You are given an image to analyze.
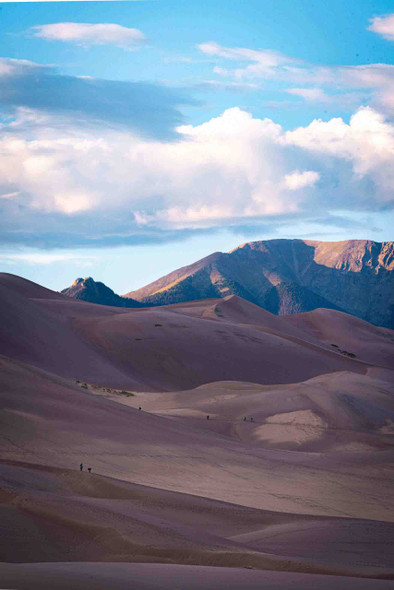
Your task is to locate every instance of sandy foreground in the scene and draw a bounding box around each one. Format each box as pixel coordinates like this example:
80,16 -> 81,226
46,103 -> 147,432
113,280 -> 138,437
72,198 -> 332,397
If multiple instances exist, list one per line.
1,563 -> 394,590
0,273 -> 394,588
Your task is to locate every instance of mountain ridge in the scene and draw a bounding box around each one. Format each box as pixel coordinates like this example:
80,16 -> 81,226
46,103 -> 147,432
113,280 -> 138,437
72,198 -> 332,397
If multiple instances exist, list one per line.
126,238 -> 394,328
62,239 -> 394,328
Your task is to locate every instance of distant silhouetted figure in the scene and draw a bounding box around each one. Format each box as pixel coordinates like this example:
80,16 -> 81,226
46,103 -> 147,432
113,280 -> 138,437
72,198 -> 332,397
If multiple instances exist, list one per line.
80,463 -> 83,471
207,415 -> 210,420
139,407 -> 142,411
88,467 -> 92,473
243,417 -> 246,422
251,417 -> 254,422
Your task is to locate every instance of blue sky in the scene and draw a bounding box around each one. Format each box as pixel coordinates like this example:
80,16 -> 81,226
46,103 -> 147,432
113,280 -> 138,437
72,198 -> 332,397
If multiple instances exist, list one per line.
0,0 -> 393,292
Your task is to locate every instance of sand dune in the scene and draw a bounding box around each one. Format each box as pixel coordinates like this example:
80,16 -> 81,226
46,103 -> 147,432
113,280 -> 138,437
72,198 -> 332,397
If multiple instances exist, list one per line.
2,563 -> 394,590
206,295 -> 394,368
1,273 -> 387,391
1,273 -> 394,587
1,458 -> 394,577
123,371 -> 394,452
285,306 -> 394,368
1,355 -> 394,523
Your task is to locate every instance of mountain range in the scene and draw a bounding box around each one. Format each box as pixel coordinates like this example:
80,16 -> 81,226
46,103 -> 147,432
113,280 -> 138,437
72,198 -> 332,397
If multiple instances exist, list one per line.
63,239 -> 394,328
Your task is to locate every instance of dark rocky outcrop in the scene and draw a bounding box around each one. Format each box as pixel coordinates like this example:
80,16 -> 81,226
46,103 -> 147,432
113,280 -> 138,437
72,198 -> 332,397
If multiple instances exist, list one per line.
62,277 -> 142,308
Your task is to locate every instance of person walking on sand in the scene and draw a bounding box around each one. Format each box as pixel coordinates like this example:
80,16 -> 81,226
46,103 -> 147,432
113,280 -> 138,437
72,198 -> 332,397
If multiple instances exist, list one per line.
88,467 -> 92,473
80,463 -> 83,472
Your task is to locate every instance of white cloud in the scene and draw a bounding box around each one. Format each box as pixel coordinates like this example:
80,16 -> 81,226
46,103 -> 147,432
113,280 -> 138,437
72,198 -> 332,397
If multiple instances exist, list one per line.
53,192 -> 94,214
0,106 -> 393,243
368,13 -> 394,41
283,170 -> 320,190
30,22 -> 146,49
198,42 -> 290,66
285,107 -> 394,198
0,58 -> 43,77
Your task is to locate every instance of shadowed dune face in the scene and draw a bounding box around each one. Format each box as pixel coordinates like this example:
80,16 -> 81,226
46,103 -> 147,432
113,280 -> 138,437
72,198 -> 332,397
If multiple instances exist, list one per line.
1,273 -> 394,585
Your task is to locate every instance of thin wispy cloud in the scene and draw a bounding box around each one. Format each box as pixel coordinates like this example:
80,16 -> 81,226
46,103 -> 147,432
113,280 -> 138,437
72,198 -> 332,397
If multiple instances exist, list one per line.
30,22 -> 147,49
196,80 -> 259,92
285,87 -> 361,108
0,252 -> 96,265
198,41 -> 394,116
199,42 -> 297,79
286,88 -> 330,102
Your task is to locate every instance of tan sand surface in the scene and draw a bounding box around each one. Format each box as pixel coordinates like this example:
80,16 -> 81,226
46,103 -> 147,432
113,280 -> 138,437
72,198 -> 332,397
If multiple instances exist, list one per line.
1,355 -> 394,522
121,371 -> 394,452
1,563 -> 394,590
1,274 -> 394,587
2,458 -> 393,577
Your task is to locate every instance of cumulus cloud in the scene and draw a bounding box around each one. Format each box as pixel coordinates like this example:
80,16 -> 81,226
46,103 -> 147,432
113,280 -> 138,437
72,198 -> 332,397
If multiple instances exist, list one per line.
0,58 -> 195,139
30,22 -> 146,49
368,13 -> 394,41
285,107 -> 394,198
0,105 -> 393,248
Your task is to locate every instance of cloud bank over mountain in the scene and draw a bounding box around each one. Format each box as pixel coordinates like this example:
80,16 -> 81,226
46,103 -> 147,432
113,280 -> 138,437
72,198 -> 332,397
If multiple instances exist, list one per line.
0,58 -> 393,249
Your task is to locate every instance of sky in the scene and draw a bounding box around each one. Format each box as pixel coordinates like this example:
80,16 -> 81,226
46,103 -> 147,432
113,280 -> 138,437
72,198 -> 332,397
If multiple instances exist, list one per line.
0,0 -> 393,293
